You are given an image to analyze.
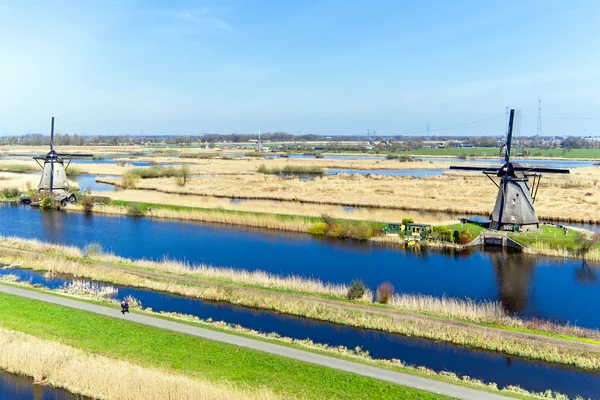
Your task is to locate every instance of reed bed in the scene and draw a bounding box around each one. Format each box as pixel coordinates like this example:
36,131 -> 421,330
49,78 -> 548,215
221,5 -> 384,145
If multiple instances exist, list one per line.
57,280 -> 118,300
93,204 -> 315,233
106,168 -> 600,224
1,248 -> 600,371
0,327 -> 278,400
0,164 -> 37,173
105,189 -> 455,224
390,294 -> 508,323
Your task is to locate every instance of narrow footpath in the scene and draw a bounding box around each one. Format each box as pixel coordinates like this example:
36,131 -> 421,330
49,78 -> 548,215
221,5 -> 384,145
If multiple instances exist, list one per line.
0,284 -> 510,400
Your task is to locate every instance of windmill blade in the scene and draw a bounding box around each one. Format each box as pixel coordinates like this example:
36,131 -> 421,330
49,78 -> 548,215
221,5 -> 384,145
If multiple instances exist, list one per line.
505,109 -> 515,163
449,166 -> 501,172
56,153 -> 94,158
513,167 -> 570,174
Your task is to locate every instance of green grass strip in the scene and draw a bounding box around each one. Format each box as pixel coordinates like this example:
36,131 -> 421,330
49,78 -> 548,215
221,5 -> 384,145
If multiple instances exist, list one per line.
0,292 -> 448,400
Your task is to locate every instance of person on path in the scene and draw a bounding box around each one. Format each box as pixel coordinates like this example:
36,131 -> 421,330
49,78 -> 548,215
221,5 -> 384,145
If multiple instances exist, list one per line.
121,299 -> 129,314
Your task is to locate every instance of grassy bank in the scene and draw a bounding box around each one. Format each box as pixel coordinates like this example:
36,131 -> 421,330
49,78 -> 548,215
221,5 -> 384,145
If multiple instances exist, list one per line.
77,199 -> 600,261
0,324 -> 276,400
0,292 -> 447,400
0,279 -> 574,400
1,238 -> 600,372
76,199 -> 388,240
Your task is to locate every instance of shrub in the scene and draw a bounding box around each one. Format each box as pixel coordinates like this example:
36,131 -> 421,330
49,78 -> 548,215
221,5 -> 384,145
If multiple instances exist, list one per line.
347,280 -> 367,300
349,223 -> 373,240
431,226 -> 453,242
459,231 -> 475,244
327,223 -> 349,238
80,196 -> 94,213
40,197 -> 53,210
453,230 -> 461,244
121,172 -> 141,189
308,222 -> 328,236
376,282 -> 395,304
83,243 -> 103,258
320,213 -> 335,227
126,204 -> 144,217
1,187 -> 20,199
175,165 -> 191,187
401,218 -> 414,227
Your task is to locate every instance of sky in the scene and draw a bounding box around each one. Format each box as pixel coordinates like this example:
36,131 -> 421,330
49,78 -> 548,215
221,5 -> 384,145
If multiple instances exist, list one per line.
1,0 -> 600,136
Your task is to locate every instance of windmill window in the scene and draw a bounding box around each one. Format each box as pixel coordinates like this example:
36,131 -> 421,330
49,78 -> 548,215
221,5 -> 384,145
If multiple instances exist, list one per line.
512,199 -> 516,205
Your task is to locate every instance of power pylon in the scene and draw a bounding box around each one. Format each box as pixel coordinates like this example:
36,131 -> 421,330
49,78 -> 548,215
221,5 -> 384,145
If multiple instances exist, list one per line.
536,100 -> 543,136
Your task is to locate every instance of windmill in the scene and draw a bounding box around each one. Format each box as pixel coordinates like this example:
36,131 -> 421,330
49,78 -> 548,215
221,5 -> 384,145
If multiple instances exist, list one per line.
249,130 -> 269,152
449,109 -> 569,232
33,117 -> 93,196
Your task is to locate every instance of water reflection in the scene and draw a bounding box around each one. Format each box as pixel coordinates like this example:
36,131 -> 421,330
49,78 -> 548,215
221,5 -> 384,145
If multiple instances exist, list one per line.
489,250 -> 536,313
0,369 -> 84,399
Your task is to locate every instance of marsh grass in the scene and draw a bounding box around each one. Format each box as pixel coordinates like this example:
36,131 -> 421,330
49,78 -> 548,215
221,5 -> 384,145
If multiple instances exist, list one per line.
257,164 -> 325,176
57,280 -> 118,300
0,164 -> 37,173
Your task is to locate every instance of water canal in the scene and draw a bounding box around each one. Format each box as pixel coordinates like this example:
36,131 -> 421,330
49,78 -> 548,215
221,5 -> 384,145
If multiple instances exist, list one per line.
1,267 -> 599,399
1,203 -> 599,329
0,369 -> 84,400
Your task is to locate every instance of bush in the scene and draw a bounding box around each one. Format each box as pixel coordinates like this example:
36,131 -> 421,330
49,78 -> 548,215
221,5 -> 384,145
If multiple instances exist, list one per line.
121,172 -> 141,189
431,226 -> 453,242
453,230 -> 461,244
83,243 -> 103,258
1,187 -> 20,199
80,196 -> 94,213
175,165 -> 191,187
401,218 -> 414,227
126,204 -> 144,217
459,231 -> 475,244
40,197 -> 53,210
308,222 -> 328,236
376,282 -> 395,304
347,280 -> 367,300
348,223 -> 373,240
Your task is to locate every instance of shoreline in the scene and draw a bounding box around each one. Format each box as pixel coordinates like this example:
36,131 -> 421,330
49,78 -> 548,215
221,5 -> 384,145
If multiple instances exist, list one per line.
1,237 -> 599,373
62,201 -> 600,262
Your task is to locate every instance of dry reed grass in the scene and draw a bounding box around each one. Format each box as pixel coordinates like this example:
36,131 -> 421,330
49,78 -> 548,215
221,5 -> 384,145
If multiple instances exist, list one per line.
0,326 -> 278,400
100,167 -> 600,223
1,246 -> 600,371
106,189 -> 455,224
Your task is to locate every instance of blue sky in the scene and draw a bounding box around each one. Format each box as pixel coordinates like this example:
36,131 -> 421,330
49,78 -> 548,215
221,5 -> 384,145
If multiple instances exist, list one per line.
1,0 -> 599,136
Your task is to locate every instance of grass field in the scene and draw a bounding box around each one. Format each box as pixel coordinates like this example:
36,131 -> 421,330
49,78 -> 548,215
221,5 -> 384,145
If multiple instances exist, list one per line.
0,292 -> 447,400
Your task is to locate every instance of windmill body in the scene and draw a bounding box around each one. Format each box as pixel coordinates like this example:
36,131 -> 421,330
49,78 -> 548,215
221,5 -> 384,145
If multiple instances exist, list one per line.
450,109 -> 569,232
489,164 -> 539,231
33,117 -> 93,195
38,150 -> 69,192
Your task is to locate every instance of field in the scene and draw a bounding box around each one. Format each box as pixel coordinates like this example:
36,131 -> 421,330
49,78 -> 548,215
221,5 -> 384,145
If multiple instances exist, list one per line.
0,292 -> 447,400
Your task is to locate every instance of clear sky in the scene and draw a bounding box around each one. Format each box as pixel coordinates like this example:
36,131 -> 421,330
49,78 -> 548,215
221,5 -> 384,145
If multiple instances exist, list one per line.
1,0 -> 599,136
